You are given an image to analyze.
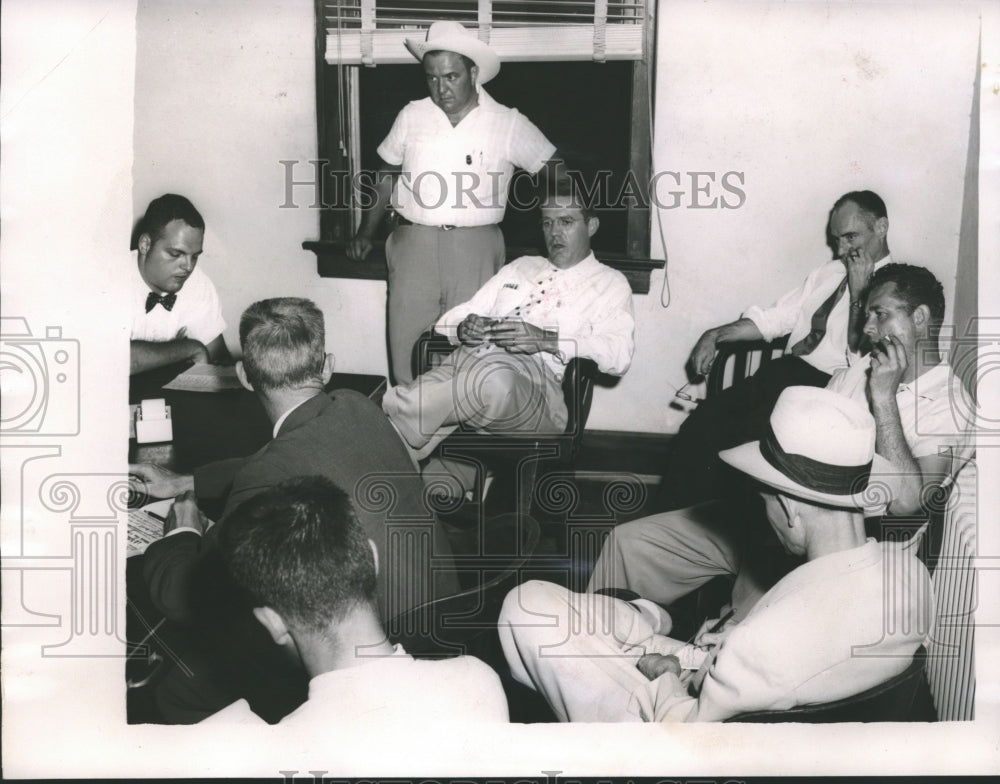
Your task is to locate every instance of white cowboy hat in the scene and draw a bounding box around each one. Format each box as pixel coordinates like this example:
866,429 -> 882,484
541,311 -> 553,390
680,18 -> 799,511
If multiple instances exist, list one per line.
405,21 -> 501,84
719,386 -> 888,508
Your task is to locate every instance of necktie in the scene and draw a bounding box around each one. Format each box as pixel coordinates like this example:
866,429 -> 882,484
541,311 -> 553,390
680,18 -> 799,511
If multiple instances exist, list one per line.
145,292 -> 177,313
789,277 -> 847,356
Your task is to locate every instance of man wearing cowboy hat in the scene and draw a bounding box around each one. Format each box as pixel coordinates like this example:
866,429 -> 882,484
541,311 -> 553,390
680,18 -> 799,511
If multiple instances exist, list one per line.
498,386 -> 932,722
346,20 -> 556,385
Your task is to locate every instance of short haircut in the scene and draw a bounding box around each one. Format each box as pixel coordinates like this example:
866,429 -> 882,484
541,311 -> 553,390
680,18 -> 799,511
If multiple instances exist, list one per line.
833,190 -> 888,227
541,176 -> 597,221
239,298 -> 326,391
424,51 -> 476,75
131,194 -> 205,250
868,263 -> 946,326
220,475 -> 376,631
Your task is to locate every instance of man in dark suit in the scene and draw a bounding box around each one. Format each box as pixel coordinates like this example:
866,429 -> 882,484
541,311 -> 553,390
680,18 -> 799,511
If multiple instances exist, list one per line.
129,297 -> 458,721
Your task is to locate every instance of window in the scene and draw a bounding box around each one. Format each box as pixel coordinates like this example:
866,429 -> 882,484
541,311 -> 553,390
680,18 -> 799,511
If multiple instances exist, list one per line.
303,0 -> 662,293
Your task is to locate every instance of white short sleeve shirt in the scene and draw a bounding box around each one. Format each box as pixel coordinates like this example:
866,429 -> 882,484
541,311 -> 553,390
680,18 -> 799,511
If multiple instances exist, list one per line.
378,89 -> 555,227
130,263 -> 226,346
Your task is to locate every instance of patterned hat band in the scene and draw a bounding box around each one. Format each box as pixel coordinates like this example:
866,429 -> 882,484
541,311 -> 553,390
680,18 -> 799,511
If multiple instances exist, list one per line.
759,422 -> 872,496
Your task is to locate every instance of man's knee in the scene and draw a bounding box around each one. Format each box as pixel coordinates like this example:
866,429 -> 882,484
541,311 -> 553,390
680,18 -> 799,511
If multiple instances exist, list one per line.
461,363 -> 540,426
500,580 -> 566,641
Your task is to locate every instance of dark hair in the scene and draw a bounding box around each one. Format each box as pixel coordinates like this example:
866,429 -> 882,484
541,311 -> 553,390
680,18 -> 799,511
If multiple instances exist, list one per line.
541,176 -> 598,221
833,190 -> 888,227
868,263 -> 945,326
220,476 -> 376,631
131,194 -> 205,250
238,298 -> 326,391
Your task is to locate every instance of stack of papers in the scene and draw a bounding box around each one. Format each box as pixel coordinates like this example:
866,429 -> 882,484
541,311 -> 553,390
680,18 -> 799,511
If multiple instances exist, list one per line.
162,364 -> 243,393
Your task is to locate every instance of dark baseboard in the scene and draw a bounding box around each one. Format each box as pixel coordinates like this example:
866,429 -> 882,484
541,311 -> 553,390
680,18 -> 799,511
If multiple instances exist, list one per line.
576,429 -> 674,476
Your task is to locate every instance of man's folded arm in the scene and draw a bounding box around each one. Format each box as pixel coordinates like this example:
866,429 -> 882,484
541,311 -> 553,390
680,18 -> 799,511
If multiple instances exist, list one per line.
130,338 -> 211,375
204,334 -> 232,364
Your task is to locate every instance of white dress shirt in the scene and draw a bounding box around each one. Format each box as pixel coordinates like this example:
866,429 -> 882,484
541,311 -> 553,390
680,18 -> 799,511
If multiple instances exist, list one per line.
435,252 -> 635,379
378,89 -> 555,227
744,255 -> 892,373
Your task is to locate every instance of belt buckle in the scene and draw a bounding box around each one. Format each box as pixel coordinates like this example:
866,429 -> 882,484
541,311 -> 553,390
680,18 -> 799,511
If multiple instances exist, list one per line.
441,224 -> 456,231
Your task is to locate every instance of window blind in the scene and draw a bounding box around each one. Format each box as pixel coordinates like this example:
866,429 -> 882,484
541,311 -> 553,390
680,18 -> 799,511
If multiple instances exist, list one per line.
322,0 -> 647,65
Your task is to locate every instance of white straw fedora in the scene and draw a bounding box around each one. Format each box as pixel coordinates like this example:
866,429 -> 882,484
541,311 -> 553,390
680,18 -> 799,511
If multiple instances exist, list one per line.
719,386 -> 886,508
405,21 -> 501,84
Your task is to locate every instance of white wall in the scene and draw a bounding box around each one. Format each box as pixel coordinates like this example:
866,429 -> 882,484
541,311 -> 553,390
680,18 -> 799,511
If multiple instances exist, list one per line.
2,0 -> 137,774
606,0 -> 980,432
132,0 -> 387,377
131,0 -> 980,434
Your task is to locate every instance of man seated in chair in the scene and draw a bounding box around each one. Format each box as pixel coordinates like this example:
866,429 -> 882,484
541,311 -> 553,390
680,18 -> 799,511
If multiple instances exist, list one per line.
132,297 -> 458,625
382,181 -> 635,491
655,190 -> 893,510
590,263 -> 969,616
129,298 -> 459,723
130,193 -> 232,374
202,476 -> 509,726
499,387 -> 932,723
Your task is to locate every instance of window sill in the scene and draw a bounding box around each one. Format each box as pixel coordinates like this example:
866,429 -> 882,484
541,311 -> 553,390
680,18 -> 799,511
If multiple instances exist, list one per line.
304,240 -> 664,294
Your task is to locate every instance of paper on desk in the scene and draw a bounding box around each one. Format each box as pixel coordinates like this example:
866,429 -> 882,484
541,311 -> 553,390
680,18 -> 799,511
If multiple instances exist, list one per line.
162,363 -> 243,392
127,499 -> 173,557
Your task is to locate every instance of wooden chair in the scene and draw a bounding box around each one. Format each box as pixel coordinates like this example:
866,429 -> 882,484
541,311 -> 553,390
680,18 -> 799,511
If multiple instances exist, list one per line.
705,335 -> 790,398
726,647 -> 932,723
412,331 -> 597,518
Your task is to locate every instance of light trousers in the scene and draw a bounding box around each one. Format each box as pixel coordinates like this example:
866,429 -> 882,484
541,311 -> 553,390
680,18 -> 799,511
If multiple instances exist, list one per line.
386,223 -> 504,384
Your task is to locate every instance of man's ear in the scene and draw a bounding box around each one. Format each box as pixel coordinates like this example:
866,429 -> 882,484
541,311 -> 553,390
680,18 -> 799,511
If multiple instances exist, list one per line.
368,539 -> 379,577
138,232 -> 151,257
252,606 -> 291,646
912,303 -> 930,332
235,360 -> 254,391
874,216 -> 889,238
321,353 -> 336,385
779,497 -> 798,528
586,216 -> 600,238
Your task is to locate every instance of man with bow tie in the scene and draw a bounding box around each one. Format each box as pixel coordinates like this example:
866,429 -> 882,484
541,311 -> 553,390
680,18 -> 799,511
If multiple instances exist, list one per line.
382,182 -> 634,489
130,193 -> 230,374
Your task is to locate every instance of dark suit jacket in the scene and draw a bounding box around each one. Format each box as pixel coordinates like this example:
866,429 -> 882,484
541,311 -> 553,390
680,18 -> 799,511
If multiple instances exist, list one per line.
143,389 -> 459,623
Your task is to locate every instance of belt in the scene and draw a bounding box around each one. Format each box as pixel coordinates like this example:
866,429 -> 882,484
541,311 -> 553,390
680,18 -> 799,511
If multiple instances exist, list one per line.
396,216 -> 457,231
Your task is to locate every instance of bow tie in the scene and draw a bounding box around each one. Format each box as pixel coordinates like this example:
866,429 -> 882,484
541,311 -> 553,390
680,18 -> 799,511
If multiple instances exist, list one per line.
145,292 -> 177,313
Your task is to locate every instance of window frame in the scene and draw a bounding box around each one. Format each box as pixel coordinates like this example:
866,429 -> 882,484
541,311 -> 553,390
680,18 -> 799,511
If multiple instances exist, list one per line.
303,0 -> 662,294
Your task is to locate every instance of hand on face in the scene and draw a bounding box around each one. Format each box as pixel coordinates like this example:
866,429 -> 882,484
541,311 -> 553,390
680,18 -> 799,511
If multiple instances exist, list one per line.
867,333 -> 908,402
844,245 -> 877,297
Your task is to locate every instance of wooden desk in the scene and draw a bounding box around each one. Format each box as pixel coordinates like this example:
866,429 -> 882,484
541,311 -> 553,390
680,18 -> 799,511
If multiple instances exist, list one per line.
129,363 -> 386,473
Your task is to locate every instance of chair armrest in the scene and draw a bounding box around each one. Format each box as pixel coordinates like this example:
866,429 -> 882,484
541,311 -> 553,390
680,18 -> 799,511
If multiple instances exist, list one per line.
707,335 -> 789,398
413,330 -> 455,378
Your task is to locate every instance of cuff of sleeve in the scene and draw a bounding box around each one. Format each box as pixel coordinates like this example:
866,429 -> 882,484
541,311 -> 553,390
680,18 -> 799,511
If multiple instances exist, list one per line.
164,526 -> 203,539
741,309 -> 778,342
